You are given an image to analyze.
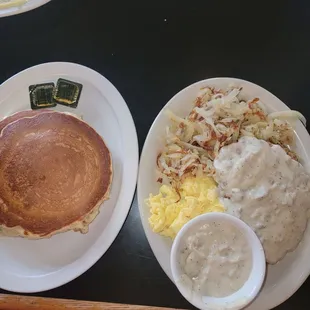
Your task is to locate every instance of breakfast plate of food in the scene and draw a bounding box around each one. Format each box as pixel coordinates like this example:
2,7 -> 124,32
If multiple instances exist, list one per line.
0,62 -> 138,292
0,0 -> 50,17
138,77 -> 310,309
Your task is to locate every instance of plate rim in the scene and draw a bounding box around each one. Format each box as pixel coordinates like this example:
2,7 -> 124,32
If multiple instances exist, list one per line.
137,77 -> 310,310
0,61 -> 139,293
0,0 -> 51,18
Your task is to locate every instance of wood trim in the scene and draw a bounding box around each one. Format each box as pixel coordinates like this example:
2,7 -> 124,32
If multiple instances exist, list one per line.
0,294 -> 183,310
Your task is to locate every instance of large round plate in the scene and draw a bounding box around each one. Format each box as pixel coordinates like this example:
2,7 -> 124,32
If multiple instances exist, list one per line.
0,0 -> 50,18
0,62 -> 139,292
138,78 -> 310,310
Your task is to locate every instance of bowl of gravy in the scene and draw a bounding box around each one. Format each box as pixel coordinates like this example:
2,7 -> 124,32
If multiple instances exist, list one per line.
170,212 -> 266,310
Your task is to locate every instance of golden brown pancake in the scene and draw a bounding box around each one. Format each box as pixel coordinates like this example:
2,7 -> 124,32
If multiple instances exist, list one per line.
0,111 -> 112,238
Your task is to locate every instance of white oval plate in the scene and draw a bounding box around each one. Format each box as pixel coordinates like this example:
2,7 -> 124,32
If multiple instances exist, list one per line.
0,0 -> 50,18
138,78 -> 310,310
0,62 -> 139,293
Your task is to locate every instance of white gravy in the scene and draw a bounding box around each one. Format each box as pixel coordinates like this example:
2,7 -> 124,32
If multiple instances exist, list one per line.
214,136 -> 310,264
179,221 -> 252,297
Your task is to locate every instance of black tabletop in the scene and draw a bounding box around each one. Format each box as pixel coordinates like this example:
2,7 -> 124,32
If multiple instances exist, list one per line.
1,0 -> 310,309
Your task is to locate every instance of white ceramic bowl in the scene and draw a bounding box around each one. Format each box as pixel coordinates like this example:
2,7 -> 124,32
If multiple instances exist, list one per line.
170,213 -> 266,310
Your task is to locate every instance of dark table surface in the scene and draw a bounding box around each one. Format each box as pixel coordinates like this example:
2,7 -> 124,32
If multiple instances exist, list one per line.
1,0 -> 310,309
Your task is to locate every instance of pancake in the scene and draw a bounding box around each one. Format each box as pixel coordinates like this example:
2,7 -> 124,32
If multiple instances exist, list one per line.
0,111 -> 112,238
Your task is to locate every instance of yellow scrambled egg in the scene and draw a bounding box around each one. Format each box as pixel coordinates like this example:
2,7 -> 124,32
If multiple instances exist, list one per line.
147,176 -> 224,239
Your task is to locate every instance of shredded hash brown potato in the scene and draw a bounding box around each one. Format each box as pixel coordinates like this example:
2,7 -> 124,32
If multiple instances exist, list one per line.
157,86 -> 302,187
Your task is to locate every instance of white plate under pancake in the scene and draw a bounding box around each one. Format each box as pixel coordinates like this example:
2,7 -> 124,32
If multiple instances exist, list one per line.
0,62 -> 138,293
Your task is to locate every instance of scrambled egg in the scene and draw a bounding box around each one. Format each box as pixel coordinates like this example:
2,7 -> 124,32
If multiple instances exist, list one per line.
147,176 -> 224,239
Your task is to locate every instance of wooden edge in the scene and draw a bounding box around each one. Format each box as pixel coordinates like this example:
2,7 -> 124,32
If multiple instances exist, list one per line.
0,294 -> 184,310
